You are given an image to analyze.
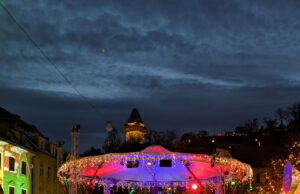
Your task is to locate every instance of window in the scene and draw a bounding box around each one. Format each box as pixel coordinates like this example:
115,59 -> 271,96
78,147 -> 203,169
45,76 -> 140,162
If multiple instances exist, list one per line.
159,160 -> 172,167
21,189 -> 26,194
9,186 -> 15,194
50,145 -> 56,156
256,173 -> 261,183
126,161 -> 139,168
9,157 -> 15,171
53,166 -> 57,181
39,138 -> 45,150
21,161 -> 26,175
47,166 -> 51,179
40,164 -> 44,176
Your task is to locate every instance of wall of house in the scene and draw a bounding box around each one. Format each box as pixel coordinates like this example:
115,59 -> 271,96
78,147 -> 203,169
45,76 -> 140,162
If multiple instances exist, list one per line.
0,141 -> 34,194
32,152 -> 64,194
252,167 -> 270,187
289,170 -> 300,194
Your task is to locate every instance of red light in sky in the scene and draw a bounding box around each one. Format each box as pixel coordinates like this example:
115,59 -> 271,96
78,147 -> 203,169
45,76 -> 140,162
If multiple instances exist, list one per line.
192,184 -> 198,190
101,49 -> 106,53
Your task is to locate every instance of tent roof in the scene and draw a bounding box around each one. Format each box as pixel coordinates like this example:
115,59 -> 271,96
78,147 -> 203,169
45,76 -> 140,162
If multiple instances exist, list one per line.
141,145 -> 171,153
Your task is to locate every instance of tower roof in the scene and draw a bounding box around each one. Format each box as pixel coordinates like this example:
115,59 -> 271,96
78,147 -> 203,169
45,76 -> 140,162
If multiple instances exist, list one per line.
128,108 -> 143,124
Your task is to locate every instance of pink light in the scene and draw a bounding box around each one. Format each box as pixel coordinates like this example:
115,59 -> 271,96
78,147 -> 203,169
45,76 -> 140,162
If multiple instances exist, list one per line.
192,184 -> 197,190
101,49 -> 106,53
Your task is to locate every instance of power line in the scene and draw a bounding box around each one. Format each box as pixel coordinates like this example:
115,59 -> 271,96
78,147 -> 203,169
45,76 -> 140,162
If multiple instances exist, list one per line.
0,1 -> 101,115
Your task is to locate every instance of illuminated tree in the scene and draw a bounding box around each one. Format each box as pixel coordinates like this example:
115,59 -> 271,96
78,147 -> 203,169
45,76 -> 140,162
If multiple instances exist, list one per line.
256,141 -> 299,193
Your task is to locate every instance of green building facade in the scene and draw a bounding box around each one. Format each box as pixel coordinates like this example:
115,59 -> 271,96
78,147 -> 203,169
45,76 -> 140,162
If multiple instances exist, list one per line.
1,140 -> 34,194
0,107 -> 65,194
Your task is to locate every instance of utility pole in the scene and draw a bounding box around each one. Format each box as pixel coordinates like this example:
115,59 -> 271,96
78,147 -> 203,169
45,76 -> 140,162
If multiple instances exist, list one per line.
56,141 -> 65,194
71,125 -> 80,158
70,124 -> 80,194
56,141 -> 65,168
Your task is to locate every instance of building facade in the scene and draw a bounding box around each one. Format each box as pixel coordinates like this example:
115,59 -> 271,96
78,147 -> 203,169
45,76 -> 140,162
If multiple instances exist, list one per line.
30,136 -> 64,194
0,107 -> 64,194
0,140 -> 34,194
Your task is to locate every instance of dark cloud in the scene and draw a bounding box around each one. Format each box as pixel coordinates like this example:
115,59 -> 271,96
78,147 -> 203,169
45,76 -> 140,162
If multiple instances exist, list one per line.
1,0 -> 300,152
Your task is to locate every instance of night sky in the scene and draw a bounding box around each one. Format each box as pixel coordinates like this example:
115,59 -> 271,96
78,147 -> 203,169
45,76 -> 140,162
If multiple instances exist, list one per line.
1,0 -> 300,153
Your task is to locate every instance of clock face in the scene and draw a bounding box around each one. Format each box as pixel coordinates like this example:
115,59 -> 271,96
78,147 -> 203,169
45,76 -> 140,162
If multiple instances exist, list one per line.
283,162 -> 292,194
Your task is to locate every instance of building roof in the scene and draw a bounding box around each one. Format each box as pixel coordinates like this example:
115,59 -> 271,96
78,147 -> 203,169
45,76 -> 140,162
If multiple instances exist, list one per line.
0,106 -> 55,157
0,125 -> 38,153
0,107 -> 44,137
128,108 -> 143,124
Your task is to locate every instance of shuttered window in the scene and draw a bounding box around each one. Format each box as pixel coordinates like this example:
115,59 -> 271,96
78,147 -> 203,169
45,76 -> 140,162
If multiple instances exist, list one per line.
9,157 -> 15,171
40,164 -> 44,176
21,161 -> 27,175
9,186 -> 15,194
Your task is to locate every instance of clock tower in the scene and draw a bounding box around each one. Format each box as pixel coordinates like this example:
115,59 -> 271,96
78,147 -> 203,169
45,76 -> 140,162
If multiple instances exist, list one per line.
123,108 -> 147,144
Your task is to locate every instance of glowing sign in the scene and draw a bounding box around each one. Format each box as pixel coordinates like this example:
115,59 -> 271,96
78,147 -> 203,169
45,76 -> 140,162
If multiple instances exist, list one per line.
283,162 -> 292,194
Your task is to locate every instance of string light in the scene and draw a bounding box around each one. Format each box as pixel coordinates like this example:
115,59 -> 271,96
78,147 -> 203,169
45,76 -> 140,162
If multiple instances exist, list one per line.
129,187 -> 134,194
86,180 -> 92,188
192,183 -> 198,190
231,180 -> 236,185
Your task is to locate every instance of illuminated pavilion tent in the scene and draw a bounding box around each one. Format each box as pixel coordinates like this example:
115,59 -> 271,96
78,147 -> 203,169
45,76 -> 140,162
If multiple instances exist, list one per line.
58,145 -> 253,190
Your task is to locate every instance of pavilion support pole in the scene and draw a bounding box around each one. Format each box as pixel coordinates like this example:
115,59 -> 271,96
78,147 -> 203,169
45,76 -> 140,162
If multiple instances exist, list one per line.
142,164 -> 158,194
70,125 -> 80,194
216,165 -> 225,194
185,165 -> 205,192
